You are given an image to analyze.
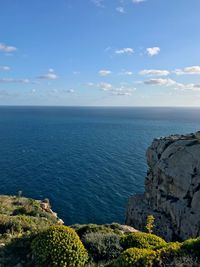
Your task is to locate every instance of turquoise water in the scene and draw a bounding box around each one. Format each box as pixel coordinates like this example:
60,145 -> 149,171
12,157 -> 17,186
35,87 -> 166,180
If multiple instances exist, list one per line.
0,106 -> 199,225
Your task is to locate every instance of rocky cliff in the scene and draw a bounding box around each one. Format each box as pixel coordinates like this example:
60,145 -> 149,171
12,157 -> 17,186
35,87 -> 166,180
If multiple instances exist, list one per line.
126,131 -> 200,241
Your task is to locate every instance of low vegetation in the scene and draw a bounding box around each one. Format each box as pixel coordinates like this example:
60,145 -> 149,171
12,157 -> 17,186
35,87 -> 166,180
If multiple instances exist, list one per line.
32,225 -> 88,267
82,232 -> 122,262
120,232 -> 167,250
0,195 -> 200,266
108,248 -> 157,267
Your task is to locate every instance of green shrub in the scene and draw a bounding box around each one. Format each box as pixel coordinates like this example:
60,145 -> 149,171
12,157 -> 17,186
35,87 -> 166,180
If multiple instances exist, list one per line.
2,234 -> 36,267
13,199 -> 52,219
108,248 -> 156,267
0,214 -> 52,235
73,224 -> 122,238
120,232 -> 166,250
156,242 -> 182,266
182,237 -> 200,256
13,206 -> 39,216
83,232 -> 123,261
31,225 -> 88,267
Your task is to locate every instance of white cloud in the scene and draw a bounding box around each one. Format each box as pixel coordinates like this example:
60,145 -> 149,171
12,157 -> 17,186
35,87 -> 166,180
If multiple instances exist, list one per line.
38,69 -> 58,80
116,6 -> 125,13
112,86 -> 136,96
0,66 -> 11,71
140,69 -> 170,76
174,66 -> 200,75
175,83 -> 200,91
120,70 -> 133,76
146,47 -> 160,56
144,78 -> 176,86
112,91 -> 132,96
99,69 -> 112,76
98,82 -> 113,91
0,78 -> 30,84
87,82 -> 95,87
132,0 -> 146,3
134,81 -> 143,84
0,43 -> 17,53
64,89 -> 75,93
91,0 -> 104,7
97,82 -> 135,96
48,88 -> 76,97
144,78 -> 200,92
115,48 -> 134,55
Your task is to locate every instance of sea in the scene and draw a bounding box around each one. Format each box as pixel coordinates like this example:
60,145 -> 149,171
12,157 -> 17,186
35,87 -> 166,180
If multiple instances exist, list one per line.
0,106 -> 199,225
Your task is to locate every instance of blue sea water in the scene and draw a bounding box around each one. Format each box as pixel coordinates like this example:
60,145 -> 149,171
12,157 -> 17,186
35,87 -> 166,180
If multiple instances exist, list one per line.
0,106 -> 200,225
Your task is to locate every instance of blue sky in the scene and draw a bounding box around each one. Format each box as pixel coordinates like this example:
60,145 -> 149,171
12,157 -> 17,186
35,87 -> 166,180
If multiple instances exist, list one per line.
0,0 -> 200,106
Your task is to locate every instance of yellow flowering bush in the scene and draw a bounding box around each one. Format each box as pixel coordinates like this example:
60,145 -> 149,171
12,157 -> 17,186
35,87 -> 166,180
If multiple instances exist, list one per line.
31,225 -> 88,267
121,232 -> 166,250
182,237 -> 200,256
156,242 -> 183,266
109,247 -> 156,267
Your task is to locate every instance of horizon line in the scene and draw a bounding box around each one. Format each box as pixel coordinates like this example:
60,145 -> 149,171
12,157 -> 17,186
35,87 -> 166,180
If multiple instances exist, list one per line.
0,105 -> 200,109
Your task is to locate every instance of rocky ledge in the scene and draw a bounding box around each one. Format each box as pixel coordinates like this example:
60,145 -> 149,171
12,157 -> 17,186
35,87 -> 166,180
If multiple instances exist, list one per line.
126,131 -> 200,241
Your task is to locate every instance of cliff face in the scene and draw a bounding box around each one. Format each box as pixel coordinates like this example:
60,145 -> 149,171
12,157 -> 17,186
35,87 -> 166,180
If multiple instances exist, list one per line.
126,131 -> 200,241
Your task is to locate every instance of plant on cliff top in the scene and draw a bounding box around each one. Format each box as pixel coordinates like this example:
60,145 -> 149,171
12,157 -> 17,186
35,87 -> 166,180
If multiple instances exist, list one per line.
108,247 -> 157,267
145,215 -> 155,234
0,214 -> 53,236
72,223 -> 122,238
82,232 -> 123,261
120,232 -> 166,250
31,225 -> 88,267
182,237 -> 200,257
156,242 -> 182,266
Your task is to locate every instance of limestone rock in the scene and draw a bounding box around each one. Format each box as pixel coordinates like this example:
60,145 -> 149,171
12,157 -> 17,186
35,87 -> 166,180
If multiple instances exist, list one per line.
120,225 -> 139,234
126,132 -> 200,241
40,200 -> 64,224
57,219 -> 65,225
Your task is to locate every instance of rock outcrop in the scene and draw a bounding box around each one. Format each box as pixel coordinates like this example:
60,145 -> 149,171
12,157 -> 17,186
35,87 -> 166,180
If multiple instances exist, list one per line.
40,200 -> 64,224
126,131 -> 200,241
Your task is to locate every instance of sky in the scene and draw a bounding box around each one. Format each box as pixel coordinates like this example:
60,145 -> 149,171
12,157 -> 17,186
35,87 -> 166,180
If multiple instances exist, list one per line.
0,0 -> 200,106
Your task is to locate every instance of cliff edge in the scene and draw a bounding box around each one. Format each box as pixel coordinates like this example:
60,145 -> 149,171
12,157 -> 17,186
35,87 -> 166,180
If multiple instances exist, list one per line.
126,131 -> 200,241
